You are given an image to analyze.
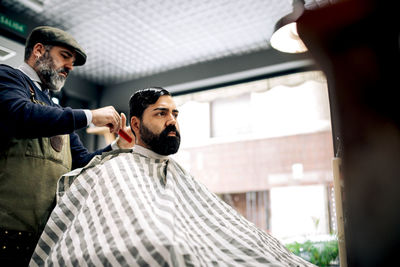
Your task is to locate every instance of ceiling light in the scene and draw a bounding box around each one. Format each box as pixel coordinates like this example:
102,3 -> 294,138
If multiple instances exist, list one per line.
0,45 -> 16,61
15,0 -> 47,13
270,0 -> 307,53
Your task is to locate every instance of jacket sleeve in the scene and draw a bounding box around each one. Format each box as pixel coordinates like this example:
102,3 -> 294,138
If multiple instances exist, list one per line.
69,132 -> 112,169
0,66 -> 87,139
0,65 -> 112,169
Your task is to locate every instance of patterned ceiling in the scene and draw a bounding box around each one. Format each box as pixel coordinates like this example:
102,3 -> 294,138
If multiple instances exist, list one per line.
1,0 -> 332,85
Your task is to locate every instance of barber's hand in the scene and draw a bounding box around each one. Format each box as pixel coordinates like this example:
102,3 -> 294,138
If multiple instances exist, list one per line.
116,113 -> 135,148
91,106 -> 121,134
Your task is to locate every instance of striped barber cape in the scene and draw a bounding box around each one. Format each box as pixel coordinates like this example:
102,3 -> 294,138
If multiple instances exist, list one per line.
30,146 -> 315,267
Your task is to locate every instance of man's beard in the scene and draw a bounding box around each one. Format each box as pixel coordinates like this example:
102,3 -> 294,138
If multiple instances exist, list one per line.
35,51 -> 68,92
140,122 -> 181,155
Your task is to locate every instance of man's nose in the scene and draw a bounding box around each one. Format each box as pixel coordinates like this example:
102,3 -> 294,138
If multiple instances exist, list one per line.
65,61 -> 74,71
166,114 -> 177,125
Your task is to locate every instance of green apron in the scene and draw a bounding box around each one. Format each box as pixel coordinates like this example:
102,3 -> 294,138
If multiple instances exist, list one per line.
0,89 -> 72,234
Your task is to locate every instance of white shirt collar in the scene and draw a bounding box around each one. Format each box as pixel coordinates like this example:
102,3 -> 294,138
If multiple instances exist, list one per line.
18,62 -> 42,90
132,145 -> 169,160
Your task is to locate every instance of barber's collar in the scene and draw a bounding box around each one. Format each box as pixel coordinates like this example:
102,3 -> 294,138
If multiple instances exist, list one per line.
132,145 -> 169,160
18,62 -> 43,90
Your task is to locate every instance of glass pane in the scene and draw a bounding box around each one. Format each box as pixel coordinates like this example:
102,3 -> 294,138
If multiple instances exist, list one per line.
174,70 -> 335,244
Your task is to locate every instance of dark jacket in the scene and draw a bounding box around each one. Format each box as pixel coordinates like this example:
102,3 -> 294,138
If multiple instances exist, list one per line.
0,64 -> 112,169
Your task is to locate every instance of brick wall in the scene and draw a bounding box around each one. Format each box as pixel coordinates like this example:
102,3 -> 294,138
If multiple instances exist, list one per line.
180,130 -> 334,193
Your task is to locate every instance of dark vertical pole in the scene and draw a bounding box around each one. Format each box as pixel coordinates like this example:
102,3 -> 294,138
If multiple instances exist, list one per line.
298,0 -> 400,266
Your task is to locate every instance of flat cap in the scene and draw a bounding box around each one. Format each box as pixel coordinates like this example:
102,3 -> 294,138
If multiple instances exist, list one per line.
26,26 -> 87,66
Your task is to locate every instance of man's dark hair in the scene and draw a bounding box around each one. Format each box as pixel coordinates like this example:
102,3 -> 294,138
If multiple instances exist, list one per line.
129,87 -> 171,120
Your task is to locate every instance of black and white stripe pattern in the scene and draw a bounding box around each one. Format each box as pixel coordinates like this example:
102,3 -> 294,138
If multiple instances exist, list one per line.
30,147 -> 315,266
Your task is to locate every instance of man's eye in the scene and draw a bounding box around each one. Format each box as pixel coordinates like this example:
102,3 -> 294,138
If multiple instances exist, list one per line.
61,53 -> 70,59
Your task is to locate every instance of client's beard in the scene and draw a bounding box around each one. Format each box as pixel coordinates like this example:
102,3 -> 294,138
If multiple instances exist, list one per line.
35,52 -> 68,92
140,123 -> 181,155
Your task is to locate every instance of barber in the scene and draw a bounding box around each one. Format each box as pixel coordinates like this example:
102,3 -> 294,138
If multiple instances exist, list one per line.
0,26 -> 134,266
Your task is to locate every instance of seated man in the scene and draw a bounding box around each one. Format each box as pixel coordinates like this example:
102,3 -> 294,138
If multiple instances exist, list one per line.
30,88 -> 315,266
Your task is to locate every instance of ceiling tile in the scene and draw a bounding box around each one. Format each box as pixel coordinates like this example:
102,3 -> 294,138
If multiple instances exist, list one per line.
2,0 -> 332,85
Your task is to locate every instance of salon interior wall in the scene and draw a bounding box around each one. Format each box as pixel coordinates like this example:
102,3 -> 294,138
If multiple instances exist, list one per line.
100,48 -> 313,116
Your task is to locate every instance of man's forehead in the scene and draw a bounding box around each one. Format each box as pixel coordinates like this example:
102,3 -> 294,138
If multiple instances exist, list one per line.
148,95 -> 177,110
54,45 -> 76,57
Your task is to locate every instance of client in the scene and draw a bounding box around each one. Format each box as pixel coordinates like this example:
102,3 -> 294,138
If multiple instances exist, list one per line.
30,87 -> 315,266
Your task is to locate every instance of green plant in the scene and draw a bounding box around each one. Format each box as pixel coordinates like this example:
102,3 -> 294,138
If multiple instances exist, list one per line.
286,239 -> 339,267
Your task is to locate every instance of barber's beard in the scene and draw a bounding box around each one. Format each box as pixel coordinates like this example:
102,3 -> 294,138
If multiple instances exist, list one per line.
35,52 -> 68,92
139,122 -> 181,155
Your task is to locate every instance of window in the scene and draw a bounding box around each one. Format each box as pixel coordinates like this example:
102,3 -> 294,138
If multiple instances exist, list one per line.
174,71 -> 335,243
211,93 -> 251,137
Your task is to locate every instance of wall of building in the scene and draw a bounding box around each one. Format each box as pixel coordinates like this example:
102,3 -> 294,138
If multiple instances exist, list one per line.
179,130 -> 334,194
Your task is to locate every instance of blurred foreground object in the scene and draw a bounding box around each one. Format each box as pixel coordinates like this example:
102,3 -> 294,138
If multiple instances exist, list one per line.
297,0 -> 400,266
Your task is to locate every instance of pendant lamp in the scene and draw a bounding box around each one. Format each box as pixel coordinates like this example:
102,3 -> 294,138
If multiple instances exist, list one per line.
270,0 -> 307,53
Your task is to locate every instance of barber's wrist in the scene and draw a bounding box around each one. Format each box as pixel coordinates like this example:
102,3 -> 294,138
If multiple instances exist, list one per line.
83,109 -> 92,127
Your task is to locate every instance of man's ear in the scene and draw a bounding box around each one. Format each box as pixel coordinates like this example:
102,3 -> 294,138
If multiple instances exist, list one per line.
130,116 -> 140,135
32,43 -> 45,59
